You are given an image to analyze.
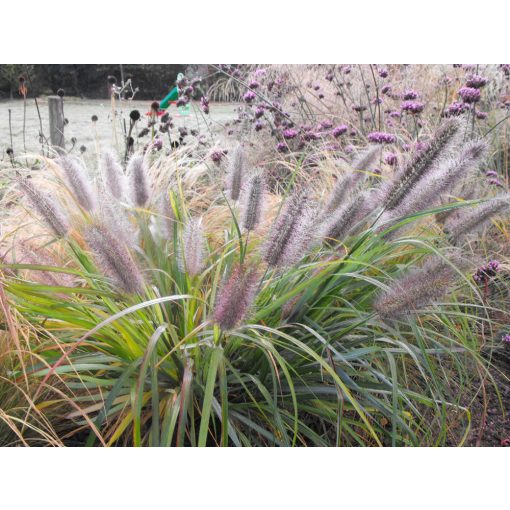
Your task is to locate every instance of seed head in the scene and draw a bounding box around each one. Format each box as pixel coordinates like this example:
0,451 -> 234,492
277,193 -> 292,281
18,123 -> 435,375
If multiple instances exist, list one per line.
226,144 -> 245,201
57,156 -> 96,211
85,223 -> 144,294
213,265 -> 259,330
18,177 -> 69,238
179,218 -> 206,276
240,173 -> 265,231
127,154 -> 150,207
101,149 -> 126,201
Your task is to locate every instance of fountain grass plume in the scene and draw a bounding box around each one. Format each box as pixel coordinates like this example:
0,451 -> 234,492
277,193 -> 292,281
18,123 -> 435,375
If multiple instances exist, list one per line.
323,190 -> 372,244
379,140 -> 487,229
128,154 -> 150,207
382,119 -> 463,211
179,217 -> 206,276
57,156 -> 96,211
227,144 -> 245,201
240,172 -> 265,231
263,190 -> 316,268
373,256 -> 460,320
213,264 -> 259,330
445,195 -> 510,244
101,149 -> 126,201
17,176 -> 69,238
84,223 -> 144,294
159,187 -> 176,239
324,146 -> 380,215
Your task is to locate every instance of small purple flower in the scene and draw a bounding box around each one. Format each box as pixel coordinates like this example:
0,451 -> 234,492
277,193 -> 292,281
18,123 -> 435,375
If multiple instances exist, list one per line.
488,178 -> 504,187
385,153 -> 398,166
401,100 -> 425,114
368,131 -> 396,144
249,80 -> 260,89
473,260 -> 500,284
319,119 -> 334,130
243,90 -> 256,103
502,334 -> 510,343
283,128 -> 298,140
200,95 -> 210,114
445,101 -> 468,117
402,89 -> 419,100
254,106 -> 265,119
458,86 -> 481,104
500,64 -> 510,76
466,74 -> 488,89
352,105 -> 367,113
276,142 -> 288,153
381,85 -> 392,95
210,149 -> 226,164
332,125 -> 348,138
486,170 -> 498,178
388,110 -> 401,119
372,97 -> 383,105
476,111 -> 488,120
378,68 -> 388,78
254,120 -> 264,131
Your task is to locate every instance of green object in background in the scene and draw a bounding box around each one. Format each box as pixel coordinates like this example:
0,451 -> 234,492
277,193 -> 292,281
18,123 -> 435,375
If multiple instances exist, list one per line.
159,87 -> 179,109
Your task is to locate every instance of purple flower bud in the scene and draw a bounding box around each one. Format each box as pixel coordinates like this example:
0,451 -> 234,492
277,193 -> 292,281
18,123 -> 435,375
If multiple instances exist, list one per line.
402,89 -> 419,100
243,90 -> 256,103
283,128 -> 298,140
401,100 -> 425,114
332,124 -> 348,137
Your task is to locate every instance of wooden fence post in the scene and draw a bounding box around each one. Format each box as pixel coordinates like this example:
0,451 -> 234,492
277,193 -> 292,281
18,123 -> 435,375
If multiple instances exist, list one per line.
48,96 -> 65,153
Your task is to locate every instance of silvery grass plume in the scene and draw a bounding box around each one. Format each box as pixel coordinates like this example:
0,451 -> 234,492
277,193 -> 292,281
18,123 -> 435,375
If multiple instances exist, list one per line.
84,224 -> 144,294
159,187 -> 176,238
263,191 -> 316,268
322,190 -> 373,244
324,146 -> 380,214
127,154 -> 150,207
17,176 -> 69,238
240,173 -> 265,231
381,119 -> 463,211
213,264 -> 259,330
444,195 -> 510,244
101,149 -> 126,201
96,188 -> 138,248
57,156 -> 97,211
373,256 -> 460,320
378,140 -> 487,231
179,217 -> 206,276
226,144 -> 245,201
14,242 -> 75,288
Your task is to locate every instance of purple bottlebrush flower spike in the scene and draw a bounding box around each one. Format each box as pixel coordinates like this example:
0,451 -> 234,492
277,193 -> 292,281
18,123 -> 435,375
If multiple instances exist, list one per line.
18,177 -> 69,238
263,191 -> 316,268
57,156 -> 96,211
159,187 -> 176,239
179,217 -> 206,276
212,264 -> 259,330
85,223 -> 144,294
240,173 -> 265,232
380,140 -> 487,228
373,256 -> 459,320
445,195 -> 510,244
127,154 -> 150,207
381,118 -> 463,211
226,144 -> 245,201
101,149 -> 126,201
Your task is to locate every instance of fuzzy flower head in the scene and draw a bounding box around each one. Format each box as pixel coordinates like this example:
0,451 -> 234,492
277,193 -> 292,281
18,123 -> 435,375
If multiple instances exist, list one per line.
213,265 -> 259,330
226,144 -> 245,201
179,218 -> 206,277
57,156 -> 97,211
127,154 -> 150,207
101,150 -> 126,201
240,173 -> 265,232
